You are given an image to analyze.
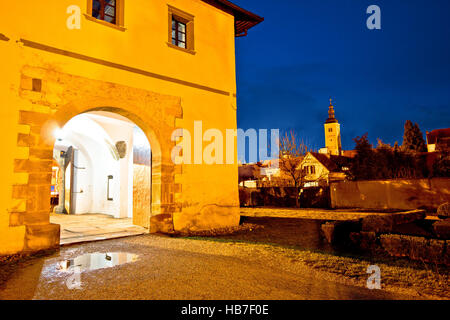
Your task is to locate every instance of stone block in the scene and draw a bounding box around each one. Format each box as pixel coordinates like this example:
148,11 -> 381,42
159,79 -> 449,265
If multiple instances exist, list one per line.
29,148 -> 53,160
437,203 -> 450,219
350,231 -> 378,251
444,242 -> 450,266
433,219 -> 450,240
380,235 -> 410,258
380,234 -> 447,264
28,172 -> 52,185
24,223 -> 60,252
428,239 -> 446,263
12,185 -> 28,199
321,220 -> 361,245
17,133 -> 33,147
14,159 -> 52,173
321,223 -> 335,244
409,237 -> 432,261
362,210 -> 426,233
10,210 -> 50,226
150,214 -> 174,233
18,111 -> 49,126
17,131 -> 50,148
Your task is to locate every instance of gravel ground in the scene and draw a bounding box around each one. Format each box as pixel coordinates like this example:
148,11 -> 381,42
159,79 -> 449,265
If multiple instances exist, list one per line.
0,234 -> 423,300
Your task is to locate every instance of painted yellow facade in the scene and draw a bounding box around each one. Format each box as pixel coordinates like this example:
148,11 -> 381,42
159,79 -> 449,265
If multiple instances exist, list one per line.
0,0 -> 262,255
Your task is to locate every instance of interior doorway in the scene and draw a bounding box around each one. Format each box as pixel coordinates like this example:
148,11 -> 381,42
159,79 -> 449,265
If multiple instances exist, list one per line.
50,111 -> 152,244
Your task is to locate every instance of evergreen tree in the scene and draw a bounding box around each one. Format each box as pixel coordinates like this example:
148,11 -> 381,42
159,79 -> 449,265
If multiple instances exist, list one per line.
432,151 -> 450,177
349,133 -> 376,180
349,134 -> 427,180
402,120 -> 427,152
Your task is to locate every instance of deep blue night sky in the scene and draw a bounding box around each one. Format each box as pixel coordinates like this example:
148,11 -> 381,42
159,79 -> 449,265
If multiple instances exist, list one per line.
235,0 -> 450,158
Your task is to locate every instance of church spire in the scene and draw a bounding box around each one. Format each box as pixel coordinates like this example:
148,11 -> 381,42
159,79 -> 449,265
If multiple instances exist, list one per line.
325,98 -> 338,124
324,98 -> 342,156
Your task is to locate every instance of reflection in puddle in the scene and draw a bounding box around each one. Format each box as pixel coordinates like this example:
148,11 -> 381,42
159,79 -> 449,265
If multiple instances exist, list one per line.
57,252 -> 139,272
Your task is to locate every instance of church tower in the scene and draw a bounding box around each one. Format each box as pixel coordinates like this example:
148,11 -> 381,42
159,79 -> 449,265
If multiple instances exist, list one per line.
324,99 -> 342,155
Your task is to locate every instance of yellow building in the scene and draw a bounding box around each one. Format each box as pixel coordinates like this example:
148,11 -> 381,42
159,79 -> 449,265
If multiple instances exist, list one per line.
0,0 -> 262,255
324,99 -> 342,156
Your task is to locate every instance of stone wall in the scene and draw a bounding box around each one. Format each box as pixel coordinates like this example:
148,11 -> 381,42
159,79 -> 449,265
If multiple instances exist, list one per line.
330,178 -> 450,211
239,187 -> 330,208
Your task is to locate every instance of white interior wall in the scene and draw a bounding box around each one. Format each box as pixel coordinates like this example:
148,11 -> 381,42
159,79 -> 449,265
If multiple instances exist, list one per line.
54,113 -> 137,219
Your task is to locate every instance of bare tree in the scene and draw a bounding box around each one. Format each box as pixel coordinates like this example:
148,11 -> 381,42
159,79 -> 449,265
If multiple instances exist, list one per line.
278,130 -> 309,206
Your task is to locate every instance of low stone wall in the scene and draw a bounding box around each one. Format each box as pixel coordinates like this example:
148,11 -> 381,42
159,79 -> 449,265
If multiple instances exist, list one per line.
319,209 -> 450,265
239,187 -> 330,208
239,187 -> 297,207
330,178 -> 450,211
380,234 -> 448,265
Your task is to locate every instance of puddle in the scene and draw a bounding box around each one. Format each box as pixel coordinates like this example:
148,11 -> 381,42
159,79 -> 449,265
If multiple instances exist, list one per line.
57,252 -> 139,272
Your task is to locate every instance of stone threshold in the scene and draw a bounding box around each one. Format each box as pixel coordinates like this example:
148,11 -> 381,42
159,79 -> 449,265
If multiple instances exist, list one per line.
60,230 -> 147,246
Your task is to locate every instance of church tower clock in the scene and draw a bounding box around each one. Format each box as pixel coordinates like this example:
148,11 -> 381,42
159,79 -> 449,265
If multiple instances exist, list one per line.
324,99 -> 342,155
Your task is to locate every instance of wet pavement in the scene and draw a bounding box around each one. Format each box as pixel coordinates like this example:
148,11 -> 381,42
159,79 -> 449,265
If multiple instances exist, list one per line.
57,252 -> 139,272
0,234 -> 417,300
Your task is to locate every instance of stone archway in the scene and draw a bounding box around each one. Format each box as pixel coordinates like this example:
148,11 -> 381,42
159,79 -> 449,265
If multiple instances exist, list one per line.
12,67 -> 183,251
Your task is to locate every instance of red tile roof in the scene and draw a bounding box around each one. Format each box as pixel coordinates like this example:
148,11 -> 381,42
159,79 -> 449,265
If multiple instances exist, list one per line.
426,128 -> 450,145
310,152 -> 353,172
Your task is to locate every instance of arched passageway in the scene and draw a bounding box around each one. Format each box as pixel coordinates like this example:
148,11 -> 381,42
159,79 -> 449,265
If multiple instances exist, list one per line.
50,111 -> 152,244
8,69 -> 185,252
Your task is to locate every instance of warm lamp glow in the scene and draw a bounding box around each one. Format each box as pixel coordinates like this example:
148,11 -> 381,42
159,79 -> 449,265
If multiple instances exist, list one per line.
54,128 -> 66,141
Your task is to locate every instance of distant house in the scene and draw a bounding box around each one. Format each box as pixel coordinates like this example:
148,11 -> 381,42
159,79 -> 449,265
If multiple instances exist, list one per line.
259,159 -> 281,181
239,163 -> 268,188
426,128 -> 450,152
298,152 -> 352,187
241,99 -> 358,188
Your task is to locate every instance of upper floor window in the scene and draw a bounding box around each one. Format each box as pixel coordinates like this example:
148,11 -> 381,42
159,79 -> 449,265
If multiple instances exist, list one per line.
168,5 -> 195,54
328,128 -> 333,133
92,0 -> 117,24
303,165 -> 316,175
86,0 -> 125,30
172,18 -> 186,49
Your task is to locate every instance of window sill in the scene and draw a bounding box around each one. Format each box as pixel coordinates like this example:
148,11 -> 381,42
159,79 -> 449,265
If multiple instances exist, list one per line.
166,42 -> 196,55
84,14 -> 127,32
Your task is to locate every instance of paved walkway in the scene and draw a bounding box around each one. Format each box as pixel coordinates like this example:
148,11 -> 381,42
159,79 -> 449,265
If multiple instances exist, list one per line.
50,213 -> 148,245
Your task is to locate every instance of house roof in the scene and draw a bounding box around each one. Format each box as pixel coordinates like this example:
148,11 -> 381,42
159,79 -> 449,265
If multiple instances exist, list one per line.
426,128 -> 450,145
201,0 -> 264,36
260,158 -> 280,168
342,150 -> 357,158
309,152 -> 352,172
238,163 -> 261,181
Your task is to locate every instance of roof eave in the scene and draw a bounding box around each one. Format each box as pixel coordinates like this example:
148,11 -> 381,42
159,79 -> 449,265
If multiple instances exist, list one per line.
201,0 -> 264,37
